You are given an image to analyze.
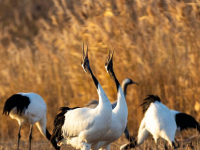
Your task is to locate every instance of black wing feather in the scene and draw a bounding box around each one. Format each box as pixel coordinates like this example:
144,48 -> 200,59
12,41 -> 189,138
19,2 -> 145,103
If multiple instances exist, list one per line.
175,113 -> 200,132
3,94 -> 30,115
51,107 -> 80,143
140,95 -> 161,114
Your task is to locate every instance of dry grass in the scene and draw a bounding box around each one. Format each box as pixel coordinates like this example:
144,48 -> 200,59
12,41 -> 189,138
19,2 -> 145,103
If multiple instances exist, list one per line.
1,0 -> 200,149
0,134 -> 200,150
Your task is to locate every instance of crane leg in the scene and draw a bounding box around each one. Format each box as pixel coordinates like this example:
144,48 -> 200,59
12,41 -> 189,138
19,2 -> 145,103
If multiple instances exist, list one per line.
17,125 -> 21,150
29,125 -> 33,150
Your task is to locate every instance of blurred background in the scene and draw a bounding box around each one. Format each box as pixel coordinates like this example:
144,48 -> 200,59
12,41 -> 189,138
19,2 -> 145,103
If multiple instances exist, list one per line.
0,0 -> 200,148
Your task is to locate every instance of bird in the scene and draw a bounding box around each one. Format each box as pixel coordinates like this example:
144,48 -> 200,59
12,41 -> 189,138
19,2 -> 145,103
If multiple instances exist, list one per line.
85,78 -> 138,142
120,95 -> 178,150
120,96 -> 200,150
91,48 -> 129,150
85,78 -> 138,109
2,92 -> 59,150
50,44 -> 112,150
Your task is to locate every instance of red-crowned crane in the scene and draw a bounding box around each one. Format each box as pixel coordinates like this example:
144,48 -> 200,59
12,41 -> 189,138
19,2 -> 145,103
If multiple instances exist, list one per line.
2,92 -> 59,150
91,49 -> 129,150
50,45 -> 112,150
85,78 -> 138,143
120,95 -> 200,150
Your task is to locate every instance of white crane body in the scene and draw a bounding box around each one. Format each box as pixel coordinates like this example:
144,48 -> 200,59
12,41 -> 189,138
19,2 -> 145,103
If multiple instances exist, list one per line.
3,92 -> 59,150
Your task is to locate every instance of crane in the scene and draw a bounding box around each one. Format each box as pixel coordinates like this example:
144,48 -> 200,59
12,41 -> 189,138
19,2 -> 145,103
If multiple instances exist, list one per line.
120,95 -> 200,150
2,92 -> 59,150
91,48 -> 129,150
85,78 -> 138,142
50,44 -> 112,150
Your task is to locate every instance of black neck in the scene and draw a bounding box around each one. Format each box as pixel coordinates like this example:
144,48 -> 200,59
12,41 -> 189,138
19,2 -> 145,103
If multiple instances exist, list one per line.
109,71 -> 120,91
46,128 -> 51,141
122,83 -> 128,98
88,67 -> 98,89
47,128 -> 60,150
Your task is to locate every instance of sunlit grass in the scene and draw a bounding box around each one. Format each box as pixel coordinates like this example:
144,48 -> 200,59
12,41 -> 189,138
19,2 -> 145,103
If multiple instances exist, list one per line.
0,0 -> 200,149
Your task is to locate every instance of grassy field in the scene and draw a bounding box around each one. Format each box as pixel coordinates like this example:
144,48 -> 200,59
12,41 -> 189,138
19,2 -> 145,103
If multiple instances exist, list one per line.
1,0 -> 200,149
0,133 -> 200,150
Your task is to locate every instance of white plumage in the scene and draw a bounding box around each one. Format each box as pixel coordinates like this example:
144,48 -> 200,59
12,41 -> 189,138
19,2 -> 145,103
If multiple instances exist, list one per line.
121,96 -> 200,150
51,45 -> 112,150
3,92 -> 59,150
14,93 -> 46,125
60,85 -> 112,149
86,78 -> 138,109
140,100 -> 177,146
92,88 -> 128,150
91,49 -> 128,150
85,78 -> 138,143
120,95 -> 177,150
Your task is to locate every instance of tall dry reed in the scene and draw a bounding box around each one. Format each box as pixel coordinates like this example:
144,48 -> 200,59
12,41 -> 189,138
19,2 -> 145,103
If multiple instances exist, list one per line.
0,0 -> 200,143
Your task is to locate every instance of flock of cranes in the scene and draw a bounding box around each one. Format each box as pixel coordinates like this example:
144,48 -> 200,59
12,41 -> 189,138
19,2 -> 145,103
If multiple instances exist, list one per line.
2,45 -> 200,150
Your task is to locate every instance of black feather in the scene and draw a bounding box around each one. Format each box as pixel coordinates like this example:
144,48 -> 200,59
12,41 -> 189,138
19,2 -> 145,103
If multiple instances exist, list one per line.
46,128 -> 60,150
175,113 -> 200,132
3,94 -> 30,115
140,95 -> 161,114
51,107 -> 79,143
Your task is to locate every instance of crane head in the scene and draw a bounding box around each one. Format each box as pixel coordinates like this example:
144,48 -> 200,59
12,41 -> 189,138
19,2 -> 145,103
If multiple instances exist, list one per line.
81,43 -> 91,74
105,46 -> 114,74
124,78 -> 139,85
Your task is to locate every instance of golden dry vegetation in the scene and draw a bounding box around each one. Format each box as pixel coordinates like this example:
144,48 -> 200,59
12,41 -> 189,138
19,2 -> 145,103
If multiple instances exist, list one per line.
1,0 -> 200,149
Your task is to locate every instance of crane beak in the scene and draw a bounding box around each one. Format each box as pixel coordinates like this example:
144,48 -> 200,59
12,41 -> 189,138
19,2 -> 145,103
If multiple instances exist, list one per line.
82,42 -> 85,58
82,43 -> 88,60
107,46 -> 114,63
109,48 -> 114,63
105,46 -> 114,72
132,81 -> 139,85
85,44 -> 89,59
81,43 -> 90,73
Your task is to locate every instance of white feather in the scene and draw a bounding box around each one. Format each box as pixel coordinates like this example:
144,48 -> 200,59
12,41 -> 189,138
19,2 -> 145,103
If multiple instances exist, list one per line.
10,93 -> 46,128
91,86 -> 128,150
137,118 -> 150,145
145,101 -> 176,145
61,84 -> 112,150
3,92 -> 58,150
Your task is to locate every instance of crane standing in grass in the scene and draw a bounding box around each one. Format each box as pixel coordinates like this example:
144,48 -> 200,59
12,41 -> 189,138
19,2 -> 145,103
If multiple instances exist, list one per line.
91,48 -> 129,150
134,95 -> 177,149
51,45 -> 112,150
2,92 -> 59,150
85,78 -> 138,142
120,95 -> 200,150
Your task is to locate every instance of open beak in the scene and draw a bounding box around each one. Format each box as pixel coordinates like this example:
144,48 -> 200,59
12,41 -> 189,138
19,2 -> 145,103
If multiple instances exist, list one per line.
82,43 -> 88,60
105,47 -> 114,73
109,48 -> 114,63
106,47 -> 114,65
82,43 -> 89,73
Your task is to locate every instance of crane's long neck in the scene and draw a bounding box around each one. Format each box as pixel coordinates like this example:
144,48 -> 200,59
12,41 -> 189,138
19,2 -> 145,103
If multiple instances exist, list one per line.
88,67 -> 110,108
36,118 -> 52,140
88,68 -> 98,89
36,117 -> 58,149
109,71 -> 127,115
122,82 -> 128,98
46,128 -> 59,149
108,71 -> 120,92
46,128 -> 51,140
